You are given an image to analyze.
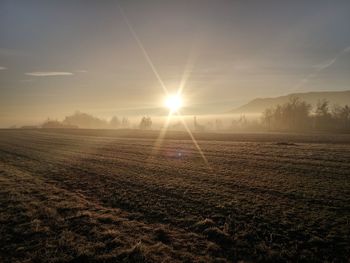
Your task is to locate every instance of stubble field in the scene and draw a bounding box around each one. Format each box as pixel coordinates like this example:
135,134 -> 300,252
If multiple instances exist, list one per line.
0,129 -> 349,262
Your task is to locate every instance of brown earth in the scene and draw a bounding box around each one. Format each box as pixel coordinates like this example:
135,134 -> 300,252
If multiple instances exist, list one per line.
0,129 -> 349,262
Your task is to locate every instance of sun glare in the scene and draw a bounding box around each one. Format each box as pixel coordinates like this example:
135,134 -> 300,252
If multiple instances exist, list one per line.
164,94 -> 183,112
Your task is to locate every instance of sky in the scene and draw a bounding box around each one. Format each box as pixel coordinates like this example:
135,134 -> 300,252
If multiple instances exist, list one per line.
1,0 -> 350,127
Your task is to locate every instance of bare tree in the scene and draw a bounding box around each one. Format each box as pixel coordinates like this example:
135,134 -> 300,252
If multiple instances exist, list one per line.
121,117 -> 129,128
261,97 -> 311,131
314,100 -> 332,131
332,104 -> 350,131
63,111 -> 109,129
139,116 -> 152,130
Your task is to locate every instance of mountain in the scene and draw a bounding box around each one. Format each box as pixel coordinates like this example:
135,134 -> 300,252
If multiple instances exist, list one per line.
231,90 -> 350,114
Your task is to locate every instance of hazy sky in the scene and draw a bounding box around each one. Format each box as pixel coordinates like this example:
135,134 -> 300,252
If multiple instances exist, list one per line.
1,0 -> 350,127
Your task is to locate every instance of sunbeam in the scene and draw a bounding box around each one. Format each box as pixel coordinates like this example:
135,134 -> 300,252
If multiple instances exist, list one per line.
117,3 -> 168,95
177,111 -> 211,168
178,46 -> 197,96
118,3 -> 209,168
147,110 -> 173,162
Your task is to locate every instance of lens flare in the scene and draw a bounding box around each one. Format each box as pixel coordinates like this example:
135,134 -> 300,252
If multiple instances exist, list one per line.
164,95 -> 183,112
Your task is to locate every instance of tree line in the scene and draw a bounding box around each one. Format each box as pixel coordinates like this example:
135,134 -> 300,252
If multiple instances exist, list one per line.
37,99 -> 350,133
262,97 -> 350,132
41,111 -> 130,129
41,111 -> 154,130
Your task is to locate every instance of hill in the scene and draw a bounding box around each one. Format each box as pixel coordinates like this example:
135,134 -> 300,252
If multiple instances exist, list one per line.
231,90 -> 350,114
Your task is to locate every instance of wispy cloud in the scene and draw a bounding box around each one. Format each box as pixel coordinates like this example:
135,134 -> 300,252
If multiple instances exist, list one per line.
25,71 -> 73,77
0,66 -> 7,70
293,45 -> 350,91
76,70 -> 87,73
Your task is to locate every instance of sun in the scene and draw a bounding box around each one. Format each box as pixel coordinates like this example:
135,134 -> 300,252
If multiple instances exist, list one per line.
164,94 -> 183,112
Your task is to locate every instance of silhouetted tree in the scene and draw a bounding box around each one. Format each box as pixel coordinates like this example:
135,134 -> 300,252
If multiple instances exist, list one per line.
121,117 -> 129,128
314,100 -> 332,131
332,104 -> 350,131
42,118 -> 78,129
238,115 -> 247,128
262,108 -> 273,130
63,111 -> 108,129
261,97 -> 350,132
139,116 -> 152,130
262,97 -> 311,131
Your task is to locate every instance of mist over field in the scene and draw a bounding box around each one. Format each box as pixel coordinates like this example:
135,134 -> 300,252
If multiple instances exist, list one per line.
1,1 -> 350,262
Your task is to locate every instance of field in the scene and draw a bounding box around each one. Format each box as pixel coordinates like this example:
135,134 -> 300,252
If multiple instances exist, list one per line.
0,129 -> 349,262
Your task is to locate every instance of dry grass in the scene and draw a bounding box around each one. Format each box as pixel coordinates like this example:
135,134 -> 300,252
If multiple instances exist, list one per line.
0,129 -> 349,262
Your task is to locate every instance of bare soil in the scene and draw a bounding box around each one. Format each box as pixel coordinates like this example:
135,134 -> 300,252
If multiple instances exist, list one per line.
0,129 -> 349,262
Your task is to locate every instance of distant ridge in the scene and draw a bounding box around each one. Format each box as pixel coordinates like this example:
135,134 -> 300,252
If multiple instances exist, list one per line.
231,90 -> 350,114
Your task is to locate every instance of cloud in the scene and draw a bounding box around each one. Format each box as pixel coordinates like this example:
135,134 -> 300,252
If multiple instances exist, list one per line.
25,71 -> 73,77
293,45 -> 350,91
314,45 -> 350,70
76,70 -> 87,73
0,66 -> 7,70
